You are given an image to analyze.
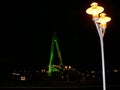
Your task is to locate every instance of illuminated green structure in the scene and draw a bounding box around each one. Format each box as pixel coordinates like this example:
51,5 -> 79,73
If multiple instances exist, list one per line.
48,32 -> 63,76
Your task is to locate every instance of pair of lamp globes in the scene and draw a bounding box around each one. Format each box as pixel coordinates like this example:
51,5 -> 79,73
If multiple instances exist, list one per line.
86,2 -> 111,37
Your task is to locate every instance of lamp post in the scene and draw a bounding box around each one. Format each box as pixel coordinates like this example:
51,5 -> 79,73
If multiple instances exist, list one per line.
86,2 -> 111,90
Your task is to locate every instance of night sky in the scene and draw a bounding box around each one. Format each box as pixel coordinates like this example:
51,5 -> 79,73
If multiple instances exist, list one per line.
0,0 -> 120,72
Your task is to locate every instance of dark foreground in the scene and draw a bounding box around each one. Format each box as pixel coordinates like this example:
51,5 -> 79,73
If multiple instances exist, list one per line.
0,80 -> 120,90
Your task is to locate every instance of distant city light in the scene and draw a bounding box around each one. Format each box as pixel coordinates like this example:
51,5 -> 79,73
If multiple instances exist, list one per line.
12,72 -> 20,76
20,76 -> 26,81
113,69 -> 118,73
91,70 -> 95,73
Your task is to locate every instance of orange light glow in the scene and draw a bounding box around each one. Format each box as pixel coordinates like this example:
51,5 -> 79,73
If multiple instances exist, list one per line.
97,13 -> 111,29
86,2 -> 104,18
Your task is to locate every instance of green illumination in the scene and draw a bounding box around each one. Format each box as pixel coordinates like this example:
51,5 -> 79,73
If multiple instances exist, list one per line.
55,35 -> 63,66
48,32 -> 63,76
48,36 -> 54,74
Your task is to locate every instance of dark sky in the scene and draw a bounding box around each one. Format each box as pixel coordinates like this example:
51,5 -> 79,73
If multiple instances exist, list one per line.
0,0 -> 120,71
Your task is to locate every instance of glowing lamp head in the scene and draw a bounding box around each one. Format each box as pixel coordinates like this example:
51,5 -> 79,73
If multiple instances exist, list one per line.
97,13 -> 111,29
86,2 -> 104,18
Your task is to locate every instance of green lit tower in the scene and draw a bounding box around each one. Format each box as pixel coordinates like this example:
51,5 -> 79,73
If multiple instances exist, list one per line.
48,32 -> 63,76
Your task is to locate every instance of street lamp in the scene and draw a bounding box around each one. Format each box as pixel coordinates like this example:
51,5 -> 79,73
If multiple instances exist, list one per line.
86,2 -> 111,90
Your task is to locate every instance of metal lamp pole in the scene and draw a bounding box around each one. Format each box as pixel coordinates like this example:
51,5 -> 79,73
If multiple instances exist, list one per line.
94,17 -> 106,90
86,2 -> 111,90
